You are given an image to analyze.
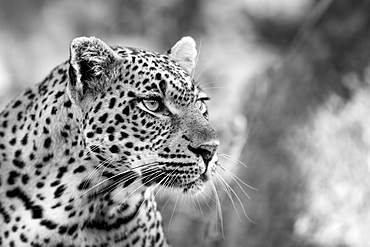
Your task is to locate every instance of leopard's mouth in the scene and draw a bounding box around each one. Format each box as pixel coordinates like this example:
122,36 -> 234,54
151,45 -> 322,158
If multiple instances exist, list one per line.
163,171 -> 207,190
141,156 -> 217,193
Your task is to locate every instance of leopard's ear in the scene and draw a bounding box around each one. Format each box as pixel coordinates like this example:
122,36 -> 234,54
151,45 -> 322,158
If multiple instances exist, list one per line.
68,36 -> 120,102
167,36 -> 197,75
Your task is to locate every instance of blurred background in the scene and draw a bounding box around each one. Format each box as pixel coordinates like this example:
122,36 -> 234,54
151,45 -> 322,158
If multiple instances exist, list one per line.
2,0 -> 370,246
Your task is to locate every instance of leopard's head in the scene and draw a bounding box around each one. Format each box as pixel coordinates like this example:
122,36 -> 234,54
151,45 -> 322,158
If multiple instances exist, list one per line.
68,36 -> 218,195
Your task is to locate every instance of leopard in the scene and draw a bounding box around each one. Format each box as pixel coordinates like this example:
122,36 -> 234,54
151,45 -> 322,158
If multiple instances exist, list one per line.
0,36 -> 219,247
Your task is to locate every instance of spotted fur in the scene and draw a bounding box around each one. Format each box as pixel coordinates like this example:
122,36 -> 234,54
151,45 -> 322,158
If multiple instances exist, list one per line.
0,36 -> 219,247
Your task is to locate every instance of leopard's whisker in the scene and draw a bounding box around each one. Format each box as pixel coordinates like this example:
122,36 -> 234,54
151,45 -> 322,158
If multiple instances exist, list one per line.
109,168 -> 159,201
95,158 -> 116,193
155,163 -> 182,195
195,194 -> 205,218
216,170 -> 253,202
210,181 -> 225,240
159,189 -> 174,214
114,168 -> 168,204
218,152 -> 248,169
152,171 -> 173,198
100,168 -> 152,197
213,172 -> 233,201
217,162 -> 257,192
199,191 -> 215,214
215,166 -> 256,224
202,86 -> 233,91
70,162 -> 160,205
153,174 -> 172,198
82,145 -> 107,189
79,143 -> 102,162
197,79 -> 215,88
168,196 -> 179,230
70,158 -> 115,202
190,193 -> 200,212
214,173 -> 242,222
178,192 -> 187,220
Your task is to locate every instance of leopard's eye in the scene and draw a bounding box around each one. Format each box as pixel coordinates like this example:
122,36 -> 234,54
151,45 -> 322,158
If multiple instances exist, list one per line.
196,100 -> 206,113
142,99 -> 161,112
196,100 -> 204,111
196,100 -> 209,120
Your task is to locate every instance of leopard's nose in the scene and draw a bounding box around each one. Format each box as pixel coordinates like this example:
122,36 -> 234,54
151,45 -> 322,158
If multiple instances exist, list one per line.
188,140 -> 219,165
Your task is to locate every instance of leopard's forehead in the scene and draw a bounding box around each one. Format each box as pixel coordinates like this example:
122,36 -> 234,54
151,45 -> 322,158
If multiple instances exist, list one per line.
113,46 -> 199,104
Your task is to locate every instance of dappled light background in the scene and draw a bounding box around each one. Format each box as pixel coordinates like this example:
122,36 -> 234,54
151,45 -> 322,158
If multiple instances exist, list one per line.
2,0 -> 370,246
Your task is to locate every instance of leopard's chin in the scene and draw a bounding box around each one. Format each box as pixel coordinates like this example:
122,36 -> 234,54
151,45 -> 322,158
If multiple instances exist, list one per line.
182,177 -> 205,194
181,171 -> 215,194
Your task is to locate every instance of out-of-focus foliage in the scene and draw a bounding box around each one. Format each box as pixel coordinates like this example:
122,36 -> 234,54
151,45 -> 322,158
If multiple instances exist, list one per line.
2,0 -> 370,246
238,1 -> 370,247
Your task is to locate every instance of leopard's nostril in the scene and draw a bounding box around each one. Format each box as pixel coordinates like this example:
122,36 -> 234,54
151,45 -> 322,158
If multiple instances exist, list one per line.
188,140 -> 219,165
